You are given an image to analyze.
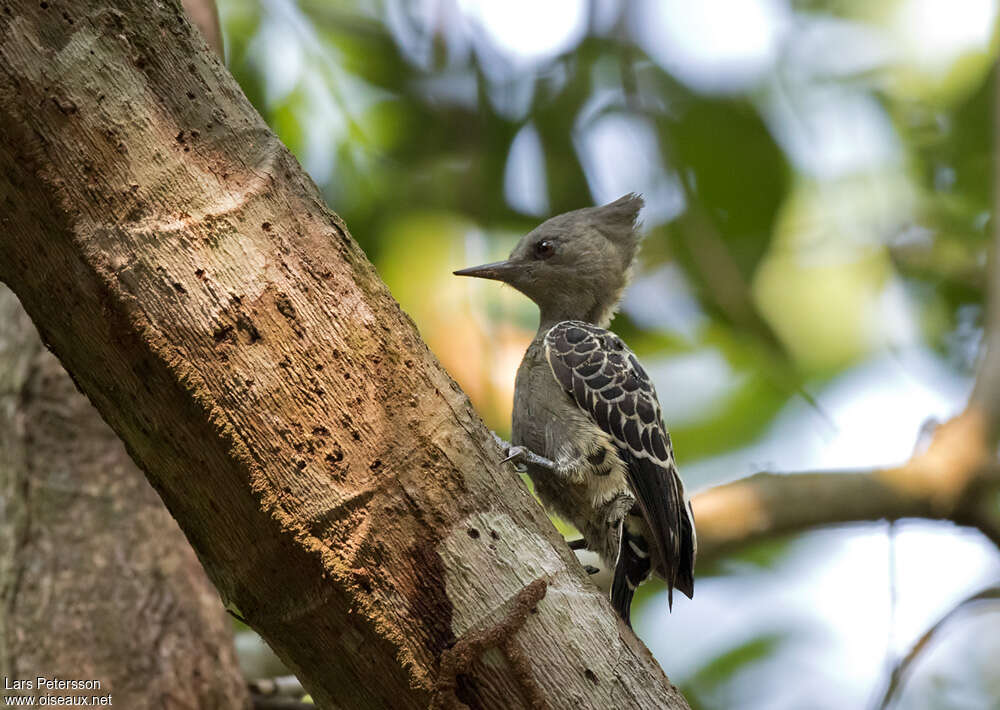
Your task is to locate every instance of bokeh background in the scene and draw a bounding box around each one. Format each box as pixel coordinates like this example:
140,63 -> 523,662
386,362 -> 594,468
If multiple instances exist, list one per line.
216,1 -> 1000,707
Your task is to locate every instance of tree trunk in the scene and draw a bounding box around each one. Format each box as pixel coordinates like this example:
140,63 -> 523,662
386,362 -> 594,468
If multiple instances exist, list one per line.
0,287 -> 249,708
0,2 -> 688,708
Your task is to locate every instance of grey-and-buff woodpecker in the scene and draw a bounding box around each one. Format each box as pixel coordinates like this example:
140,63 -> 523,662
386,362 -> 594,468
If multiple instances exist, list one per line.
454,194 -> 696,627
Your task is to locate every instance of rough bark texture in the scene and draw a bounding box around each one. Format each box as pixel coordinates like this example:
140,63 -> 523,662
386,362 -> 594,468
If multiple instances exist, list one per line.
0,287 -> 249,708
0,2 -> 689,708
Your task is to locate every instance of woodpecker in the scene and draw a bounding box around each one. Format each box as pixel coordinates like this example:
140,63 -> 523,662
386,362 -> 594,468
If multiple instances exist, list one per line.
454,194 -> 696,626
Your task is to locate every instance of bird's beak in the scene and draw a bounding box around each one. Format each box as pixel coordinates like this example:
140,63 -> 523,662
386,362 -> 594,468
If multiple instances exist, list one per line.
453,260 -> 517,282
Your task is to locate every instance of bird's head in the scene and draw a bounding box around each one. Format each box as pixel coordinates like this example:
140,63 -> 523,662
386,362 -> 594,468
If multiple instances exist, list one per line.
454,194 -> 644,328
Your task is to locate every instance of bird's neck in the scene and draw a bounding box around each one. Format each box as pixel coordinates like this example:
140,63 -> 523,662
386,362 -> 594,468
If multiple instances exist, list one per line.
536,292 -> 621,334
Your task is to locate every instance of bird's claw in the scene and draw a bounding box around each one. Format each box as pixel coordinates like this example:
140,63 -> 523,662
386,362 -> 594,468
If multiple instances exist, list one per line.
501,446 -> 530,473
491,431 -> 556,473
491,431 -> 527,471
500,446 -> 528,465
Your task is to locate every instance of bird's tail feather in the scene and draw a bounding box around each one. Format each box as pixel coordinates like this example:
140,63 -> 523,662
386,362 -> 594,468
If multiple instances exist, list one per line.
611,563 -> 635,628
611,520 -> 652,627
674,500 -> 696,600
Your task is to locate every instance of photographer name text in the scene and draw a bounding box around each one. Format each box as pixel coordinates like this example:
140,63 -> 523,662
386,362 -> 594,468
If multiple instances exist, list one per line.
4,679 -> 100,692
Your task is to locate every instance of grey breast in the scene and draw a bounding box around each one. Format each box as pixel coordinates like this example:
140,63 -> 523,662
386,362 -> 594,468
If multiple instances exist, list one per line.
512,336 -> 619,557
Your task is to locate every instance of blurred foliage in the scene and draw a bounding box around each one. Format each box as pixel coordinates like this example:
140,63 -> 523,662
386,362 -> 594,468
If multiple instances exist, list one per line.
217,0 -> 999,707
219,0 -> 997,456
681,634 -> 787,710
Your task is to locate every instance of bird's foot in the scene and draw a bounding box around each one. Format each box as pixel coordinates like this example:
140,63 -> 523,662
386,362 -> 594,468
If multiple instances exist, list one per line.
491,431 -> 557,473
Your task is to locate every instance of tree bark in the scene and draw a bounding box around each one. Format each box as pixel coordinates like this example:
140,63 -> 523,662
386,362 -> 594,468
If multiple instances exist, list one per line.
0,287 -> 249,708
0,2 -> 248,706
0,2 -> 688,708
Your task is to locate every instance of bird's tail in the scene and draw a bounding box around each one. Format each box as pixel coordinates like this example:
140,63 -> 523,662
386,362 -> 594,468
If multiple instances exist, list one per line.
611,519 -> 652,628
674,499 -> 696,601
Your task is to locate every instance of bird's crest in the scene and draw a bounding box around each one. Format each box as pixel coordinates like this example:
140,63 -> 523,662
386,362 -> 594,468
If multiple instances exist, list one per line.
589,193 -> 643,247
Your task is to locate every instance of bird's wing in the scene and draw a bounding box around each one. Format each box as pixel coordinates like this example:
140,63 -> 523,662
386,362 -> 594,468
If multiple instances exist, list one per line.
544,320 -> 696,600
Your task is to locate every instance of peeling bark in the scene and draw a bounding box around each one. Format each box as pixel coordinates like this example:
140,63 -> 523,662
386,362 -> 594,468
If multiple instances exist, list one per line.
0,2 -> 688,708
0,287 -> 249,708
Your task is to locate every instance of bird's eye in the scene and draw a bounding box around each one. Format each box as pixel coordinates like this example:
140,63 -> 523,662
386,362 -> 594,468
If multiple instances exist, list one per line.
534,239 -> 555,259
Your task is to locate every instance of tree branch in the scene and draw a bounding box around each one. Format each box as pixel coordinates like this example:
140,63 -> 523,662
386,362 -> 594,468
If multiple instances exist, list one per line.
694,412 -> 1000,562
0,2 -> 687,708
877,585 -> 1000,709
